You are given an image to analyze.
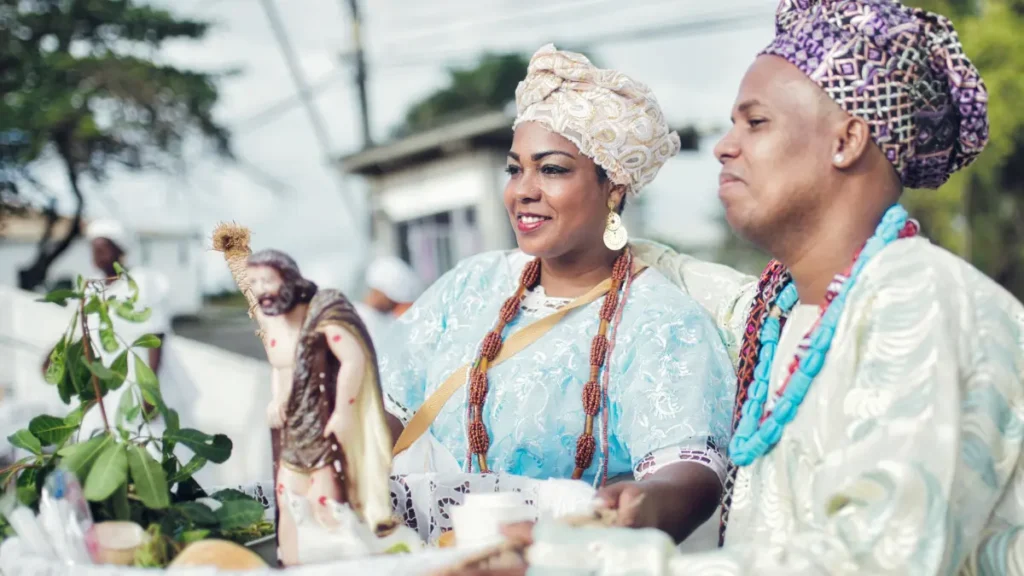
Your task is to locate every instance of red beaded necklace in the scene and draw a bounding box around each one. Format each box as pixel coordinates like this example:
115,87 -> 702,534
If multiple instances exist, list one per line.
465,250 -> 634,478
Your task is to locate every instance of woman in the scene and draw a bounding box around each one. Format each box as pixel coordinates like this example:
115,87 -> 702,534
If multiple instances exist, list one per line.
380,44 -> 736,542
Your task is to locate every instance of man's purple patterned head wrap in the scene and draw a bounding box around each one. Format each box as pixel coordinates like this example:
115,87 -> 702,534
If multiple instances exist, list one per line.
761,0 -> 989,189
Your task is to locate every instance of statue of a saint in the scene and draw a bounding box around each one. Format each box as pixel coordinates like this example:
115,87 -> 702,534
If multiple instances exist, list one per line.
249,249 -> 395,564
212,225 -> 400,566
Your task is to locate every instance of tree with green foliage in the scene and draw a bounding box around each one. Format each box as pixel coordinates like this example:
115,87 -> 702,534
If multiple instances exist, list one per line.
394,47 -> 611,138
0,265 -> 270,566
901,0 -> 1024,299
393,53 -> 530,137
0,0 -> 231,291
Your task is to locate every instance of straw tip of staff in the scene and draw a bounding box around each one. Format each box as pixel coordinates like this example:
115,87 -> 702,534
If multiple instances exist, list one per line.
211,222 -> 252,256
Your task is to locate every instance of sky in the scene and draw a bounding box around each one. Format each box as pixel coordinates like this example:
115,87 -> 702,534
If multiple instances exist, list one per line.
21,0 -> 778,293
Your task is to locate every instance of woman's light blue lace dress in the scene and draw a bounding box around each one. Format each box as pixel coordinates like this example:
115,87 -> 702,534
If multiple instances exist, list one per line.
379,250 -> 736,484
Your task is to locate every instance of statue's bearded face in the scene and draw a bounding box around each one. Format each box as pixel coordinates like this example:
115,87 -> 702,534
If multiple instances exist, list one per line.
248,264 -> 298,316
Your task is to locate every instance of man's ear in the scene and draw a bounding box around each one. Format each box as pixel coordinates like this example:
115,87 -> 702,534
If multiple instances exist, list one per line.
831,115 -> 872,169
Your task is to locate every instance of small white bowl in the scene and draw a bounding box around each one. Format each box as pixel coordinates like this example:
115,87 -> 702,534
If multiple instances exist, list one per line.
90,521 -> 150,566
450,493 -> 533,549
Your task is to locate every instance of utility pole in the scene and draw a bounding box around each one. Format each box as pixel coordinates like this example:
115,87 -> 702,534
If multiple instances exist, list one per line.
344,0 -> 373,148
257,0 -> 358,231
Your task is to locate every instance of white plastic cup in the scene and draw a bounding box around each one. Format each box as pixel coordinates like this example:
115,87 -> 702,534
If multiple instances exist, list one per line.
450,493 -> 534,549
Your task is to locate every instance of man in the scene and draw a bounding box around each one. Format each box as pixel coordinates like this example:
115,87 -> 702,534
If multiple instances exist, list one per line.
455,1 -> 1024,574
353,255 -> 424,342
246,249 -> 395,566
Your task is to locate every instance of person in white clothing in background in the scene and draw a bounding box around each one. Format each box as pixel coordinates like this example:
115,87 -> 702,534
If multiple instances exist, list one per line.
354,255 -> 424,343
77,219 -> 172,436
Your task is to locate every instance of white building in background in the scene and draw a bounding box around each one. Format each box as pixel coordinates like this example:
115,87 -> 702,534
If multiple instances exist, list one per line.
337,110 -> 659,285
0,211 -> 203,317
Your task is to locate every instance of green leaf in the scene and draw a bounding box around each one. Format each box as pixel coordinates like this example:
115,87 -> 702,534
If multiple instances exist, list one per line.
65,308 -> 79,341
59,340 -> 86,404
7,429 -> 42,455
134,355 -> 166,414
214,499 -> 265,530
107,351 -> 129,392
16,467 -> 39,506
384,542 -> 412,554
131,334 -> 162,349
59,435 -> 113,480
83,356 -> 126,394
162,456 -> 178,481
65,404 -> 87,427
210,488 -> 249,502
180,529 -> 210,544
163,429 -> 232,464
174,477 -> 208,502
84,442 -> 128,502
96,304 -> 119,353
113,262 -> 140,305
117,389 -> 140,427
65,340 -> 96,401
83,358 -> 115,380
127,445 -> 169,510
114,301 -> 152,323
169,455 -> 206,484
165,409 -> 180,433
44,337 -> 67,385
112,481 -> 130,520
83,296 -> 102,315
28,415 -> 75,446
174,502 -> 218,526
37,289 -> 78,307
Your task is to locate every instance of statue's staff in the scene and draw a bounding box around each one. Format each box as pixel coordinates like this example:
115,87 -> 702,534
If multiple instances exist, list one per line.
210,222 -> 266,345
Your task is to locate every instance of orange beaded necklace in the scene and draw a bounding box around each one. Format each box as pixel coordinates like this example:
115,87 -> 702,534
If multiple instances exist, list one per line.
465,249 -> 634,479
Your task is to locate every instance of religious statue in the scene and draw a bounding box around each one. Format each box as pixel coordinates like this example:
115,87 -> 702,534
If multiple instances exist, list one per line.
212,223 -> 417,566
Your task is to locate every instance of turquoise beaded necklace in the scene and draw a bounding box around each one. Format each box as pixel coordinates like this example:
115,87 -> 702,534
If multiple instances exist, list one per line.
728,204 -> 914,466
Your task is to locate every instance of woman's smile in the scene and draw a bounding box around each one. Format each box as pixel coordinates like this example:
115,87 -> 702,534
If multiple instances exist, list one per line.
516,212 -> 552,233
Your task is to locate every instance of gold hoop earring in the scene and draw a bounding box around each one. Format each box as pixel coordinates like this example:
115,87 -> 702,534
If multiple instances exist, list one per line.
603,211 -> 628,250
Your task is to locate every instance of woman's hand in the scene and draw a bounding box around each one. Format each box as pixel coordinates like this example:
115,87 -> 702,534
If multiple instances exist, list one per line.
501,522 -> 535,546
598,462 -> 723,542
440,523 -> 534,576
596,481 -> 659,529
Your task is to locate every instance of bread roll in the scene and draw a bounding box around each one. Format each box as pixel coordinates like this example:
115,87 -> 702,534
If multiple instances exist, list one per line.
169,539 -> 268,570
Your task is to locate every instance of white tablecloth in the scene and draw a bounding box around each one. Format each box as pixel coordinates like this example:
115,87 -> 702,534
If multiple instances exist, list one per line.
0,537 -> 482,576
0,474 -> 598,575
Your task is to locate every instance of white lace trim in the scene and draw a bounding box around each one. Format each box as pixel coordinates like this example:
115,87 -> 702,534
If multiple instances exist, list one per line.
634,445 -> 728,486
520,285 -> 572,318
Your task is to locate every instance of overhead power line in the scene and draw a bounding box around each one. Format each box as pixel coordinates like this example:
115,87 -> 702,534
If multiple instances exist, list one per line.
381,8 -> 777,69
257,0 -> 336,155
256,0 -> 359,232
228,9 -> 774,136
373,0 -> 632,50
230,68 -> 349,133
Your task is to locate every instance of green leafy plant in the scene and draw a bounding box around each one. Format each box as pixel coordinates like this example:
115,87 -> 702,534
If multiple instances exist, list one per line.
0,265 -> 271,565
